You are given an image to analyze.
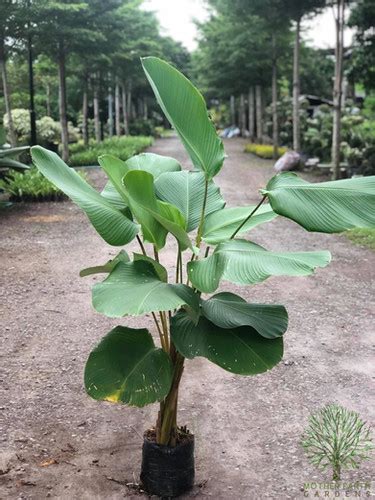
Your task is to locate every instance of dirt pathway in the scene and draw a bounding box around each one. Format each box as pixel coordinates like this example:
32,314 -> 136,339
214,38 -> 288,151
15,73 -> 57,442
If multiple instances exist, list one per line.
1,137 -> 374,499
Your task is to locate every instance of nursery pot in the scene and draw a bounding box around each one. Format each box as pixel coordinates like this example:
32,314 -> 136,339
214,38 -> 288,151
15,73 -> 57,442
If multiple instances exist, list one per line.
140,433 -> 195,497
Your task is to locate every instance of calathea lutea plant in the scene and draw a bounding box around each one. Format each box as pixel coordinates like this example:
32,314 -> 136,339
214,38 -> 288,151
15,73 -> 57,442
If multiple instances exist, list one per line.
31,57 -> 375,483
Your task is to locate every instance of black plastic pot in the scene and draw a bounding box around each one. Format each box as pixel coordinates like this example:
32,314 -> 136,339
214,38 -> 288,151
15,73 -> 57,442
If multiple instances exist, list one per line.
140,434 -> 195,497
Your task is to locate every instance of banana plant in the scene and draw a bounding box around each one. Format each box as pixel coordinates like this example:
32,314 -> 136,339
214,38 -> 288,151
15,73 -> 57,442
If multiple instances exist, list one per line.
31,57 -> 375,449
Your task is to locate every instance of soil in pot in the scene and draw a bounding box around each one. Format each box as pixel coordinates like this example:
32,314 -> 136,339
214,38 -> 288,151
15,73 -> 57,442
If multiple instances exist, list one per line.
140,429 -> 195,498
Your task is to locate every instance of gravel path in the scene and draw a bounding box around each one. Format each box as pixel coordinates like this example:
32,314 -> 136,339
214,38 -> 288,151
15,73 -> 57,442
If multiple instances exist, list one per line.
1,137 -> 374,499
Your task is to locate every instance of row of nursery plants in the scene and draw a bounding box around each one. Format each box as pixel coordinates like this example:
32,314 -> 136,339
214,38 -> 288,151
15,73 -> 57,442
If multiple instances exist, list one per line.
31,57 -> 375,497
268,97 -> 375,175
0,168 -> 65,202
69,136 -> 153,166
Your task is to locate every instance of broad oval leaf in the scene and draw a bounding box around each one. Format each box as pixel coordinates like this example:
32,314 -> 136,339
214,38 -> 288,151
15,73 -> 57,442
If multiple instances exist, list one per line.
155,171 -> 225,232
123,169 -> 167,249
123,170 -> 192,250
202,204 -> 277,244
80,250 -> 130,277
85,326 -> 173,407
92,259 -> 199,317
133,253 -> 168,282
101,180 -> 127,210
171,311 -> 283,375
262,172 -> 375,233
99,155 -> 129,204
125,152 -> 182,177
202,292 -> 288,339
31,146 -> 138,246
142,57 -> 225,179
100,152 -> 181,210
188,239 -> 331,293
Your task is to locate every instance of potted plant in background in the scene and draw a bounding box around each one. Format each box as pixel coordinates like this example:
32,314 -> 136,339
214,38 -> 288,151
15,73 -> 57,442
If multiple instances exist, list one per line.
31,57 -> 375,498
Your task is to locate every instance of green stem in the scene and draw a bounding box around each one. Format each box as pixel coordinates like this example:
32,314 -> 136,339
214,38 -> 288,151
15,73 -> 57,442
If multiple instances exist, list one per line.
136,235 -> 147,256
332,464 -> 341,481
195,178 -> 209,248
136,239 -> 166,350
179,252 -> 183,283
175,246 -> 181,283
157,181 -> 210,445
158,350 -> 185,446
230,195 -> 267,239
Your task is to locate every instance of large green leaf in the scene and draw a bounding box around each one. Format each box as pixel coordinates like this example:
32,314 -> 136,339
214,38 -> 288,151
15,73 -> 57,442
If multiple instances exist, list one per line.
98,155 -> 129,203
133,252 -> 168,282
0,158 -> 30,170
123,170 -> 192,250
100,152 -> 182,210
171,311 -> 283,375
85,326 -> 173,407
92,259 -> 199,317
0,146 -> 29,158
80,250 -> 130,277
188,239 -> 331,293
262,172 -> 375,233
142,57 -> 225,179
155,171 -> 225,232
125,152 -> 182,177
31,146 -> 138,246
101,181 -> 126,210
202,292 -> 288,339
202,204 -> 277,244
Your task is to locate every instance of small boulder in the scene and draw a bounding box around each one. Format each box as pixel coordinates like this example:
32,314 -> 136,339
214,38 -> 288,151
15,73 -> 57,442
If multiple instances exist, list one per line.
274,151 -> 301,172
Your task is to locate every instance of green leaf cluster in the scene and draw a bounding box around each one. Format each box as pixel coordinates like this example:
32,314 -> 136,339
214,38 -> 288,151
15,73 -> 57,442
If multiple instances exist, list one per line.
31,58 -> 375,422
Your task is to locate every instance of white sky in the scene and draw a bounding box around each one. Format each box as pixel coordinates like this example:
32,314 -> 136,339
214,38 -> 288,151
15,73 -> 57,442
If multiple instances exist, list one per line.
141,0 -> 355,51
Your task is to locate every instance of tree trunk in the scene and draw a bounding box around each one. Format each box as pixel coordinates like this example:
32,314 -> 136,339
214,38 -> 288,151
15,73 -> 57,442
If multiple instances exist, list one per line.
239,93 -> 246,136
157,346 -> 184,446
108,76 -> 113,138
46,81 -> 51,117
293,17 -> 301,152
121,83 -> 129,135
272,35 -> 279,159
0,38 -> 16,146
127,80 -> 132,121
248,86 -> 255,139
255,85 -> 263,142
230,95 -> 236,125
28,31 -> 37,146
115,79 -> 121,136
82,77 -> 89,147
93,76 -> 101,143
137,98 -> 143,120
143,97 -> 148,120
332,0 -> 345,180
58,41 -> 69,162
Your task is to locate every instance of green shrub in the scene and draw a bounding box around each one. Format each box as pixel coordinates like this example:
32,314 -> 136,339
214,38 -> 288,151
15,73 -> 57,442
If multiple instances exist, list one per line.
244,143 -> 287,159
129,119 -> 155,136
3,108 -> 79,146
346,227 -> 375,251
69,136 -> 153,167
0,168 -> 65,201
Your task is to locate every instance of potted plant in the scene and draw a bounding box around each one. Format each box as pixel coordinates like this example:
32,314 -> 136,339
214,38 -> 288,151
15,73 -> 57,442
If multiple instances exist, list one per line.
31,57 -> 375,498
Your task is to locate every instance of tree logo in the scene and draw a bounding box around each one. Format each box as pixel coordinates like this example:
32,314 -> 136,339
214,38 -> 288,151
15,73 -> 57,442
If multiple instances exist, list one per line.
301,404 -> 374,481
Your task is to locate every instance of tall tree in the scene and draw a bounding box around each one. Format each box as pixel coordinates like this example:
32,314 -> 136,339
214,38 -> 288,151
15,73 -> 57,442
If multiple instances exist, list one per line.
0,0 -> 19,145
348,0 -> 375,92
331,0 -> 346,180
34,0 -> 108,160
285,0 -> 325,152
